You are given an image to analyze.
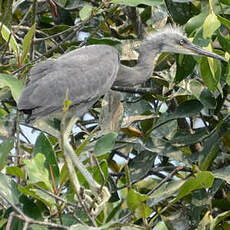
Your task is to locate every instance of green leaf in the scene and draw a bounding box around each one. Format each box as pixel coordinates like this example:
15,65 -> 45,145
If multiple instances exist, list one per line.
170,128 -> 208,146
196,171 -> 214,188
94,132 -> 118,156
176,171 -> 214,201
128,151 -> 156,183
18,184 -> 55,208
185,10 -> 208,34
6,166 -> 25,180
199,133 -> 220,170
217,30 -> 230,53
0,74 -> 24,102
210,211 -> 230,230
226,63 -> 230,86
87,38 -> 121,46
188,79 -> 203,98
176,178 -> 199,200
62,213 -> 81,227
0,219 -> 7,228
112,0 -> 163,6
106,202 -> 123,223
79,4 -> 93,21
188,80 -> 217,108
76,135 -> 91,156
175,55 -> 196,83
0,173 -> 20,204
59,163 -> 69,186
21,23 -> 36,64
127,189 -> 148,210
148,180 -> 185,207
152,221 -> 168,230
203,13 -> 221,38
146,137 -> 187,164
24,153 -> 53,191
127,189 -> 151,219
20,195 -> 42,220
199,89 -> 216,109
151,120 -> 177,138
155,100 -> 203,128
220,0 -> 230,5
217,15 -> 230,31
208,58 -> 221,88
93,160 -> 109,185
0,138 -> 14,171
164,0 -> 196,25
33,133 -> 59,186
200,57 -> 217,91
174,99 -> 203,117
0,24 -> 19,58
42,25 -> 71,35
193,27 -> 210,47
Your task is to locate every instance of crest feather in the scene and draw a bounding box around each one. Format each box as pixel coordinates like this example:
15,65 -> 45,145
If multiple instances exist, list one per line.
145,25 -> 186,41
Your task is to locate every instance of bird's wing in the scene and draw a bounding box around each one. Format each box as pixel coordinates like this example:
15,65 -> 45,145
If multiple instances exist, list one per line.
28,59 -> 56,83
18,45 -> 119,118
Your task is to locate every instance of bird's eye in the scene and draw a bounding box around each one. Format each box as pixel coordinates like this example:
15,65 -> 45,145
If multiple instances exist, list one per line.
179,39 -> 185,45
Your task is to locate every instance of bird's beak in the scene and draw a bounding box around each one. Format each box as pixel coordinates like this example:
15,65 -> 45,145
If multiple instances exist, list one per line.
184,43 -> 226,62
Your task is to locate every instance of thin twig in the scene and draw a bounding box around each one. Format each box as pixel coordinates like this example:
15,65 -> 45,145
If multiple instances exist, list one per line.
111,86 -> 159,95
92,154 -> 106,192
115,166 -> 191,191
13,214 -> 69,230
66,206 -> 86,225
33,184 -> 77,207
147,166 -> 184,195
0,191 -> 25,216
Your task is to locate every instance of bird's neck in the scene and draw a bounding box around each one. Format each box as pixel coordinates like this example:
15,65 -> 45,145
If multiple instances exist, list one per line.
135,48 -> 160,74
113,48 -> 160,86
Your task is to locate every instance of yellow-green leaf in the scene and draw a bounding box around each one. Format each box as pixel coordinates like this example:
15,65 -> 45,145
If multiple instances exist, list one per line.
203,13 -> 221,38
0,73 -> 23,102
0,24 -> 19,58
127,189 -> 148,211
79,4 -> 93,21
200,57 -> 217,91
217,15 -> 230,31
127,189 -> 151,219
226,63 -> 230,86
6,166 -> 25,180
112,0 -> 163,6
176,171 -> 214,201
21,23 -> 36,64
24,153 -> 52,191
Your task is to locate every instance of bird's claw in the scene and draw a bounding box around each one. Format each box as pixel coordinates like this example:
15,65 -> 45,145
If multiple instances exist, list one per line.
80,186 -> 111,215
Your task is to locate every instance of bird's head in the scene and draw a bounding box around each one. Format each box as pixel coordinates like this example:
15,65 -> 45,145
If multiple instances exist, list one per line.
144,26 -> 225,61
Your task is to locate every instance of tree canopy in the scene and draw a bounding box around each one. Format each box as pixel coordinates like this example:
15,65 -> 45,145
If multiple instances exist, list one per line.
1,0 -> 230,229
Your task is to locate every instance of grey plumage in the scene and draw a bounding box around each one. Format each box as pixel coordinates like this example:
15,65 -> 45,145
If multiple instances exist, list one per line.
18,45 -> 119,120
18,27 -> 225,120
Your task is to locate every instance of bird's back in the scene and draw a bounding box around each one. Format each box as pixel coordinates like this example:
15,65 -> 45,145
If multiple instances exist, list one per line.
18,45 -> 119,120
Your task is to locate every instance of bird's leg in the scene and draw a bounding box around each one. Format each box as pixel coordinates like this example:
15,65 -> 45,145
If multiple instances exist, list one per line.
61,116 -> 111,215
63,116 -> 101,190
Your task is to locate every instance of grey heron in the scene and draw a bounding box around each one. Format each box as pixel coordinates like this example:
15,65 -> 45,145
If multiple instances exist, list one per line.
17,27 -> 225,214
18,27 -> 225,120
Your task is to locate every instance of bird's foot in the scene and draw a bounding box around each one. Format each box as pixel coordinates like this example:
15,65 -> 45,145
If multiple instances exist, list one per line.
81,186 -> 111,216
